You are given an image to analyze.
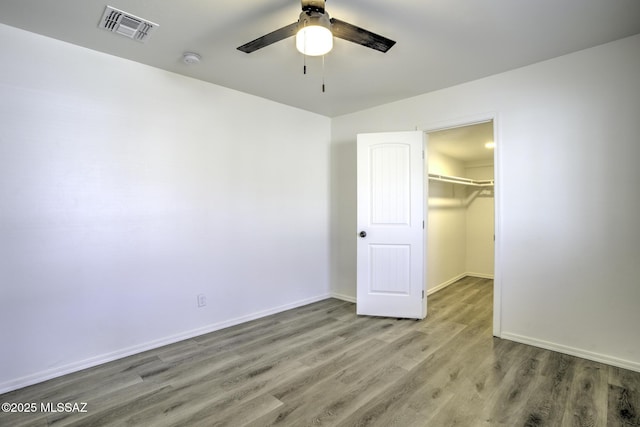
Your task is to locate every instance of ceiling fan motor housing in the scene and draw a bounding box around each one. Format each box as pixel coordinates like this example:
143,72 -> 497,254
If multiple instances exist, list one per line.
302,0 -> 326,14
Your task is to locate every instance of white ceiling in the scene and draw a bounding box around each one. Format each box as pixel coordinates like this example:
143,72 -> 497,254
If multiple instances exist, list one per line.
1,0 -> 639,117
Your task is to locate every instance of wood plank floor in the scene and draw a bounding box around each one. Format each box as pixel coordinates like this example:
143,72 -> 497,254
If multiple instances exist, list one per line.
2,277 -> 639,426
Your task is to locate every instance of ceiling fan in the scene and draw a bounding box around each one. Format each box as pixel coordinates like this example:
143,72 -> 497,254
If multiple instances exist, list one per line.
237,0 -> 396,56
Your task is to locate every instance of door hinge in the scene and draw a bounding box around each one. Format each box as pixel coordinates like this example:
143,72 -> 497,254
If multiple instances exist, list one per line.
422,290 -> 425,299
423,220 -> 425,229
422,150 -> 425,159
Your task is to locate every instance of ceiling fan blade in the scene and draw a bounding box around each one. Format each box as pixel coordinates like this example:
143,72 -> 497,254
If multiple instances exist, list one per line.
330,18 -> 396,53
237,22 -> 298,53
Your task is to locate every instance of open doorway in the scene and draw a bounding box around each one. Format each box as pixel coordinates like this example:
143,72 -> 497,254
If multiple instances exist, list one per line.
425,120 -> 495,311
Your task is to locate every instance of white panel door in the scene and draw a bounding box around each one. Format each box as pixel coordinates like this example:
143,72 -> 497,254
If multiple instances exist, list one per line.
357,131 -> 426,319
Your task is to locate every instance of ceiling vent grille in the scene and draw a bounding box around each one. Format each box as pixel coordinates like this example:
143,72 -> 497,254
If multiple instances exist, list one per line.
99,6 -> 158,42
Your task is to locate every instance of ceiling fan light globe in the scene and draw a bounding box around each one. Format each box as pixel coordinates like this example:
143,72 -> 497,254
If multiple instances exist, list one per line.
296,25 -> 333,56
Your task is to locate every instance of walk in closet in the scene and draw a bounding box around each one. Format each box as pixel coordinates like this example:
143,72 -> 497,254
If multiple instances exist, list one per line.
426,121 -> 495,294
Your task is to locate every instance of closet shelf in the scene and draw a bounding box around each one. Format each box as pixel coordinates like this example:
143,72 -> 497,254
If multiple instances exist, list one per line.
428,173 -> 494,187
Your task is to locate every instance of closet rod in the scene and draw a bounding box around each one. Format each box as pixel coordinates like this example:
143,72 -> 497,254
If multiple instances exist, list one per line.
428,173 -> 494,187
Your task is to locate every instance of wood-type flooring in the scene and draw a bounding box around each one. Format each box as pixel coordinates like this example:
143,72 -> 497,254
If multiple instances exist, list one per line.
1,277 -> 639,426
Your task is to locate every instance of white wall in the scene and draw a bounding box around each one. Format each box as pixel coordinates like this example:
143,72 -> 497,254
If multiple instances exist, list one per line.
0,24 -> 331,392
465,165 -> 494,277
330,34 -> 640,371
427,152 -> 467,292
427,150 -> 465,176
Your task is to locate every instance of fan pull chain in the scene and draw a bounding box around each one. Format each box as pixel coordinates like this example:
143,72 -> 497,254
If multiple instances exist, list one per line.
303,24 -> 307,75
322,55 -> 326,93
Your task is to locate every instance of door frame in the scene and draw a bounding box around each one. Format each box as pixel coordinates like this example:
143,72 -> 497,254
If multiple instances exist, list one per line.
421,112 -> 502,337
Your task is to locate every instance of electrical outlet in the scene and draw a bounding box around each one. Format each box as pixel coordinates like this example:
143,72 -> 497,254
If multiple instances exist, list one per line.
197,294 -> 206,308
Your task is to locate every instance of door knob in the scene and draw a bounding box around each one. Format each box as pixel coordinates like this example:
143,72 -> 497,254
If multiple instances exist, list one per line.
359,231 -> 367,238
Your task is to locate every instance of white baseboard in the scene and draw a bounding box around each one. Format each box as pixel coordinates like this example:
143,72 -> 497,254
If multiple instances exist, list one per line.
427,273 -> 467,295
331,292 -> 356,303
501,332 -> 640,373
0,293 -> 332,394
465,272 -> 494,280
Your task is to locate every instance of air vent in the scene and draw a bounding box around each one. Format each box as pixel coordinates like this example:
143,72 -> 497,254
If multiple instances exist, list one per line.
99,6 -> 158,42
